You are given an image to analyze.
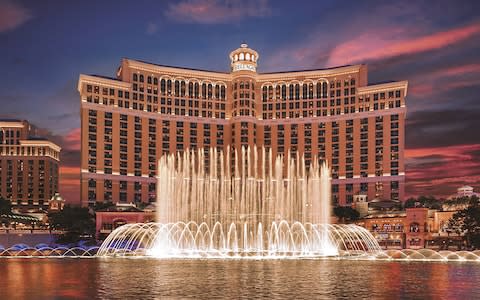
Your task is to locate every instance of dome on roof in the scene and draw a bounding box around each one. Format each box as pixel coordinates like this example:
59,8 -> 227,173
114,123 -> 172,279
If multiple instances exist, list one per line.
229,43 -> 259,73
50,193 -> 65,202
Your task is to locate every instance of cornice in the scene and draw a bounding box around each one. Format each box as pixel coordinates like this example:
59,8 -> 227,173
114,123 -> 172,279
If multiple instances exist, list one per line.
78,74 -> 131,92
0,122 -> 25,128
19,140 -> 62,152
256,65 -> 364,82
125,59 -> 232,82
358,81 -> 409,96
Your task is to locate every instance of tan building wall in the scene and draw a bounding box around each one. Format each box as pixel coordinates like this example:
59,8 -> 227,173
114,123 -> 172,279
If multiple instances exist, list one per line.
0,120 -> 60,209
78,44 -> 407,207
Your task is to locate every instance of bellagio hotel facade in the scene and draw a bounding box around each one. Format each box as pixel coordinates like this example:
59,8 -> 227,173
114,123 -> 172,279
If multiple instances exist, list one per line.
78,44 -> 407,207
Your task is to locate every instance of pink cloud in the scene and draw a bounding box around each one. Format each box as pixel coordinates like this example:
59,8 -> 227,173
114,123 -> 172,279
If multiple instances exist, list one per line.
436,64 -> 480,77
63,127 -> 81,151
409,64 -> 480,98
405,144 -> 480,160
59,166 -> 80,205
327,23 -> 480,66
0,0 -> 31,32
165,0 -> 270,24
405,144 -> 480,198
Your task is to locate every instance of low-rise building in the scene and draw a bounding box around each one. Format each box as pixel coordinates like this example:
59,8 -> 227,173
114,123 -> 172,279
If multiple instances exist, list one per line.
355,207 -> 463,250
95,203 -> 154,240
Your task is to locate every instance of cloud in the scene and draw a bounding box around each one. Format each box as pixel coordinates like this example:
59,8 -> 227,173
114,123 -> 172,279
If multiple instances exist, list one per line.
405,144 -> 480,198
409,63 -> 480,97
63,127 -> 81,151
165,0 -> 270,24
0,0 -> 31,33
327,22 -> 480,66
406,109 -> 480,149
59,166 -> 80,205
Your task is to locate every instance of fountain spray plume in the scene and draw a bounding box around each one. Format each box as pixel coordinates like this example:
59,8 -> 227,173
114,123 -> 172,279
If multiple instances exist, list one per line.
98,146 -> 381,258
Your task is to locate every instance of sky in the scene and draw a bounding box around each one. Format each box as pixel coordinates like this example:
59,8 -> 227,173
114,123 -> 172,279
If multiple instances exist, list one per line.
0,0 -> 479,203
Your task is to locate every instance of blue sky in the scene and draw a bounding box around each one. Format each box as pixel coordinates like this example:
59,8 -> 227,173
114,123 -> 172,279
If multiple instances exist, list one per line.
0,0 -> 479,202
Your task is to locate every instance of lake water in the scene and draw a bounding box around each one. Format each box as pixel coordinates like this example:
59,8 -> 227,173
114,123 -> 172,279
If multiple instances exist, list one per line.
1,258 -> 479,299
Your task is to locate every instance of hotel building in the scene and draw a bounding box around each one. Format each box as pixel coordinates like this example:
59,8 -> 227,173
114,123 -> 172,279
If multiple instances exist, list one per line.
78,44 -> 407,207
0,120 -> 61,209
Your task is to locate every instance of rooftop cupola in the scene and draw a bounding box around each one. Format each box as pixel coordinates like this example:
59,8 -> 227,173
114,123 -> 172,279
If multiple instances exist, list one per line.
229,43 -> 259,73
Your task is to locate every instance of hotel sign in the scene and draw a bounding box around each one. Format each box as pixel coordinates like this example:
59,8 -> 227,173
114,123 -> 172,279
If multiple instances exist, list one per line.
233,63 -> 256,72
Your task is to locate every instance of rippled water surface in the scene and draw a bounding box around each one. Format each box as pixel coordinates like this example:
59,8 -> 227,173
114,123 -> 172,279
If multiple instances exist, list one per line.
1,258 -> 479,299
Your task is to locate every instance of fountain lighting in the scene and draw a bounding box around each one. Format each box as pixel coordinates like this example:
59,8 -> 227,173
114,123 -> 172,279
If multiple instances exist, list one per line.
0,245 -> 99,257
98,146 -> 382,258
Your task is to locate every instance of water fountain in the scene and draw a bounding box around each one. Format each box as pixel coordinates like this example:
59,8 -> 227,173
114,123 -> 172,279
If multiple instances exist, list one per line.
98,147 -> 381,258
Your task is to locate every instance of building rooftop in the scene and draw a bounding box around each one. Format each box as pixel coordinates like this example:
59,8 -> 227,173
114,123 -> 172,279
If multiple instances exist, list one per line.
97,203 -> 144,213
27,136 -> 49,141
127,59 -> 230,74
260,65 -> 358,75
0,119 -> 23,122
89,74 -> 123,81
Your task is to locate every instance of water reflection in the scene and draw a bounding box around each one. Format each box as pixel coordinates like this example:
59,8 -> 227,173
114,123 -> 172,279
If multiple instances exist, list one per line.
1,259 -> 479,299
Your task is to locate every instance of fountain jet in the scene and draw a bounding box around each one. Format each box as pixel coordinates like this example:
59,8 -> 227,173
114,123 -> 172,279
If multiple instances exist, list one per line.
98,147 -> 381,258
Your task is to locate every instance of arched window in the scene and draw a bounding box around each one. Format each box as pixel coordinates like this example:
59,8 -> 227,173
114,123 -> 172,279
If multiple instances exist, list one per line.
275,85 -> 281,99
113,219 -> 127,229
167,80 -> 172,94
215,85 -> 220,99
153,77 -> 158,85
180,81 -> 186,97
207,84 -> 213,99
316,82 -> 321,98
202,83 -> 207,99
160,79 -> 166,94
295,84 -> 300,100
240,81 -> 244,89
289,85 -> 294,100
220,86 -> 226,100
262,86 -> 267,102
309,83 -> 314,99
194,82 -> 199,98
133,73 -> 138,81
139,74 -> 144,82
188,82 -> 193,96
281,85 -> 287,100
302,84 -> 308,99
410,222 -> 420,233
322,82 -> 328,98
268,86 -> 273,100
174,80 -> 180,96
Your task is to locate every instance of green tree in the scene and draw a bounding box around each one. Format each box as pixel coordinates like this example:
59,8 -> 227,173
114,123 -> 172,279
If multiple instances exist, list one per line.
93,201 -> 115,211
404,196 -> 441,209
449,197 -> 480,249
0,197 -> 12,215
48,205 -> 96,245
333,206 -> 360,223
